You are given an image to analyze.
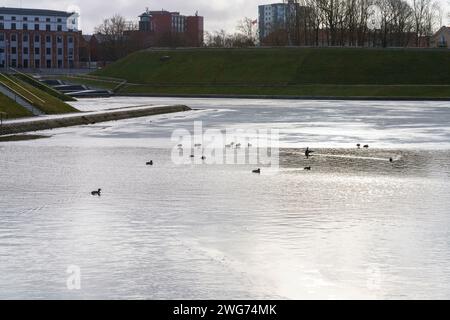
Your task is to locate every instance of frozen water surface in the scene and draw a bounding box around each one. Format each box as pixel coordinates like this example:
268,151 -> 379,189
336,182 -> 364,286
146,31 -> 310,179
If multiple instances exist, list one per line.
1,97 -> 450,299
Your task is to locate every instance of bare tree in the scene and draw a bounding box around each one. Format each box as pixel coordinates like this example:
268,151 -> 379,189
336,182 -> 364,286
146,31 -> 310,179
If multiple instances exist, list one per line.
95,14 -> 138,62
236,17 -> 259,46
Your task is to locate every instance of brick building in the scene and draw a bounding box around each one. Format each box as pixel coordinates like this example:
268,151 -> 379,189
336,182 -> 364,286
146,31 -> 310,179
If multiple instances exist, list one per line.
0,7 -> 81,69
127,9 -> 204,48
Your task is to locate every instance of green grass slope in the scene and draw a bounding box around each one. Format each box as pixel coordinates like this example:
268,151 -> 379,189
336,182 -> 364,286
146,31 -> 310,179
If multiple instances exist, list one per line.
95,48 -> 450,86
14,73 -> 76,102
0,74 -> 78,114
0,92 -> 33,119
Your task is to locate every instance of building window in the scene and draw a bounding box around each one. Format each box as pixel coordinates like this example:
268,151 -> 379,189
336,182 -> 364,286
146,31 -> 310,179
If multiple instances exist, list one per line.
35,24 -> 40,31
57,36 -> 62,43
11,23 -> 16,30
0,23 -> 3,30
57,18 -> 62,23
11,47 -> 17,54
46,18 -> 51,22
46,36 -> 51,43
0,16 -> 3,21
46,24 -> 51,31
57,25 -> 62,31
23,23 -> 28,30
35,35 -> 40,43
58,60 -> 63,68
68,48 -> 74,56
11,35 -> 17,42
46,60 -> 52,68
35,17 -> 39,22
11,59 -> 17,67
46,48 -> 51,55
12,16 -> 16,21
23,59 -> 29,68
35,59 -> 40,68
23,35 -> 29,42
35,47 -> 40,55
23,17 -> 28,21
58,48 -> 63,55
0,34 -> 4,41
23,47 -> 29,54
68,36 -> 73,44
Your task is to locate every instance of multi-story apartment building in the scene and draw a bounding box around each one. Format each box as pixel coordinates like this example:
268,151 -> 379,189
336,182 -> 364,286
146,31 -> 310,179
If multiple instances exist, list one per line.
258,1 -> 312,45
128,9 -> 204,47
432,26 -> 450,48
259,2 -> 295,42
0,7 -> 81,69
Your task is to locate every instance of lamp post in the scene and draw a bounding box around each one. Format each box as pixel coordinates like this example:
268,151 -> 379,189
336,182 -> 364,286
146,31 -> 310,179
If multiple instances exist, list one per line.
0,112 -> 6,133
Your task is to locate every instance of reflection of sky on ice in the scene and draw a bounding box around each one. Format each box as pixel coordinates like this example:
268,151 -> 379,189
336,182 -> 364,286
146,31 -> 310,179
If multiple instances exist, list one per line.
31,97 -> 447,149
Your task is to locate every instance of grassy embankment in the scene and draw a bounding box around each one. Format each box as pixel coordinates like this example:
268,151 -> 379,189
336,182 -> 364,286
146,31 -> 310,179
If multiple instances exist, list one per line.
90,47 -> 450,99
14,72 -> 77,102
0,74 -> 78,115
0,93 -> 33,119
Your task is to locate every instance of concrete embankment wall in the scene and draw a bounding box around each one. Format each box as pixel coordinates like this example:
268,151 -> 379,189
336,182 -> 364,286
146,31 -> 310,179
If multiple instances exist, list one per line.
0,105 -> 191,136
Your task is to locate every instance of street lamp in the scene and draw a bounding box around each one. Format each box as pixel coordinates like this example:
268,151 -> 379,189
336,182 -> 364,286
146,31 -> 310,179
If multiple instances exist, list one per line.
0,111 -> 7,132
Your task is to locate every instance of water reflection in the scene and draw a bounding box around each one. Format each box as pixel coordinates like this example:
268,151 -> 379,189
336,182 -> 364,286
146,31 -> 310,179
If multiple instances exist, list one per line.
1,98 -> 450,299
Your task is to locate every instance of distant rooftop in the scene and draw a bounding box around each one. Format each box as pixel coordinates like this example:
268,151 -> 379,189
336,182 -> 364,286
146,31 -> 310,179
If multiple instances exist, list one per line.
0,7 -> 76,17
139,10 -> 180,17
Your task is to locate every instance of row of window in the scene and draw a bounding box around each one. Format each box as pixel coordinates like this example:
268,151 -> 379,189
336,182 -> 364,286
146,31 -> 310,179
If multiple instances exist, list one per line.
0,34 -> 74,44
2,59 -> 73,69
0,23 -> 67,31
1,47 -> 73,55
0,16 -> 64,23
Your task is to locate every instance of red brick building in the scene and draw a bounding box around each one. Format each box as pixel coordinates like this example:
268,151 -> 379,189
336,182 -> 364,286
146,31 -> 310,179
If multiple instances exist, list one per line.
0,7 -> 81,69
127,9 -> 204,48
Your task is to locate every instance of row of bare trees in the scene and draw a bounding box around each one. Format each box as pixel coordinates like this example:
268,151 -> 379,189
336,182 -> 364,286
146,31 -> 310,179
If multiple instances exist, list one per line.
204,18 -> 259,47
92,1 -> 445,61
94,15 -> 139,62
269,0 -> 444,47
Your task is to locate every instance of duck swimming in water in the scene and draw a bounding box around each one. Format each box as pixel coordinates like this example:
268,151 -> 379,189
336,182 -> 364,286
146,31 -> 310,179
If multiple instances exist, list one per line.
305,147 -> 314,159
363,145 -> 369,149
252,168 -> 261,174
304,167 -> 312,171
357,144 -> 361,148
146,160 -> 153,166
91,189 -> 102,196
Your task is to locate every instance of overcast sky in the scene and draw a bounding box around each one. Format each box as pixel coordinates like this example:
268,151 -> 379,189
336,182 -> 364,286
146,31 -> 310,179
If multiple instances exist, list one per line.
1,0 -> 449,34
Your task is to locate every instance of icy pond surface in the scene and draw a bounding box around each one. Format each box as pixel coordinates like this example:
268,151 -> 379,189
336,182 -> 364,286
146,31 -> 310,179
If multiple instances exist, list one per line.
1,97 -> 450,299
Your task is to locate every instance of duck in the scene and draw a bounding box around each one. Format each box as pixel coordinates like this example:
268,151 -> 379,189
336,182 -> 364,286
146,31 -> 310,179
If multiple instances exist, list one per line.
363,145 -> 369,149
252,168 -> 261,174
305,147 -> 314,159
194,144 -> 202,147
146,160 -> 154,166
91,189 -> 102,196
201,156 -> 206,160
248,143 -> 252,147
304,167 -> 312,171
190,155 -> 195,158
357,144 -> 361,148
389,157 -> 394,163
235,143 -> 242,148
